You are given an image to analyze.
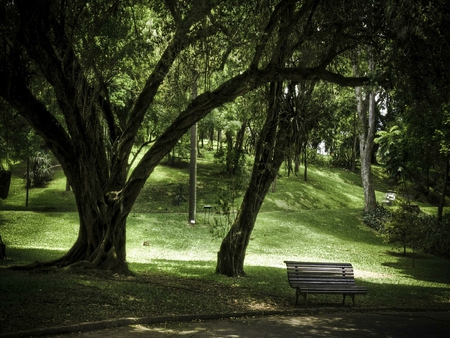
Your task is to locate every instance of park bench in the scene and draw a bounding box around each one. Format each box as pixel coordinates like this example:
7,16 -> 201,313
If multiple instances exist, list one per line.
284,261 -> 367,306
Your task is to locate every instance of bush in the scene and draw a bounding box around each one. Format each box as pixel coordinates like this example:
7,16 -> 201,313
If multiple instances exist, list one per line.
421,214 -> 450,259
384,203 -> 424,255
26,151 -> 53,187
364,201 -> 450,259
363,203 -> 391,233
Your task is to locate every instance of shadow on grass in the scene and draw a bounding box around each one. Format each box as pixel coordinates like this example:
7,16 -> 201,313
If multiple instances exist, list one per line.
1,252 -> 450,337
129,258 -> 450,309
0,247 -> 67,267
382,250 -> 450,285
2,248 -> 450,315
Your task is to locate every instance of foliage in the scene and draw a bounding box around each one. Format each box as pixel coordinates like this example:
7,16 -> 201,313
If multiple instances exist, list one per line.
384,202 -> 424,256
375,125 -> 408,182
384,0 -> 450,213
209,215 -> 231,241
324,87 -> 359,170
210,174 -> 248,240
364,200 -> 450,260
27,151 -> 54,187
0,99 -> 35,169
363,203 -> 391,233
420,213 -> 450,260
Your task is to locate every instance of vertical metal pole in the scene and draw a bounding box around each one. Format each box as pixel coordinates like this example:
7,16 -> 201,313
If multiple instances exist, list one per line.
188,80 -> 198,224
26,156 -> 30,207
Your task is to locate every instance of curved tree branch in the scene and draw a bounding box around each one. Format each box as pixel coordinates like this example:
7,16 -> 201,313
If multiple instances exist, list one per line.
122,63 -> 369,212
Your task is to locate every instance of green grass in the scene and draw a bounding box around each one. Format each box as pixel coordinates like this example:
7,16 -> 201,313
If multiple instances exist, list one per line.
1,155 -> 450,333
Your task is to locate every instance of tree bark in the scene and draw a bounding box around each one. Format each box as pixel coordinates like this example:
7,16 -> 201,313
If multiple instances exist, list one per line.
354,55 -> 377,213
216,80 -> 290,277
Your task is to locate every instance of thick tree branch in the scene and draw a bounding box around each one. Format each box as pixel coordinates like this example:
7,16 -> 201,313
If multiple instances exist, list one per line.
122,64 -> 368,212
0,74 -> 75,163
278,67 -> 369,86
251,0 -> 292,68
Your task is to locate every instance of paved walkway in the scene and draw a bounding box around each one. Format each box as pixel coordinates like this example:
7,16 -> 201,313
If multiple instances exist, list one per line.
36,311 -> 450,337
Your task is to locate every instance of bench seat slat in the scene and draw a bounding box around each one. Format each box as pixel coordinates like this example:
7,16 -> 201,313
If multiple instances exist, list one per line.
295,285 -> 368,292
287,275 -> 356,279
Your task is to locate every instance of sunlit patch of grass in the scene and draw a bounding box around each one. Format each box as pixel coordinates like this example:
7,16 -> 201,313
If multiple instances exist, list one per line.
261,165 -> 367,212
0,211 -> 78,252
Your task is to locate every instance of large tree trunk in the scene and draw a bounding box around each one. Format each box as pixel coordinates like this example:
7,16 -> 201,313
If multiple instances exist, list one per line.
14,154 -> 131,272
64,200 -> 128,273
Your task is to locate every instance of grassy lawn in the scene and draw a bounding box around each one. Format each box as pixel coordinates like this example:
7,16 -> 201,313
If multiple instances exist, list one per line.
1,157 -> 450,333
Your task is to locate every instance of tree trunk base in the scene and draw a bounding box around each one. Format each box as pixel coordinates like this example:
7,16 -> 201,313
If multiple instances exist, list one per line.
216,250 -> 246,277
9,245 -> 129,274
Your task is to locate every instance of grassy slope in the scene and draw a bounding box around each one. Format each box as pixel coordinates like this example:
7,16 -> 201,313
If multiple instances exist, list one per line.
1,156 -> 450,333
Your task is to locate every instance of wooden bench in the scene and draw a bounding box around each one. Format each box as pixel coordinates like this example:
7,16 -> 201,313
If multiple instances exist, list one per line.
284,261 -> 367,306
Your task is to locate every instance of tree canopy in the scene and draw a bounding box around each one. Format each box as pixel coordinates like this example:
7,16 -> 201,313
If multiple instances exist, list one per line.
1,0 -> 440,274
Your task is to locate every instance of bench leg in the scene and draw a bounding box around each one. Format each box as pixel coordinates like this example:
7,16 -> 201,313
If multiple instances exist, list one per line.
295,289 -> 307,306
343,294 -> 355,306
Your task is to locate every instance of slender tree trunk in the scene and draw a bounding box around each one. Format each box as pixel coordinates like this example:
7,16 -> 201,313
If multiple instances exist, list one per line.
351,111 -> 358,171
225,130 -> 234,174
287,155 -> 293,177
216,83 -> 289,277
303,144 -> 308,182
353,54 -> 377,213
217,129 -> 222,152
189,123 -> 198,224
438,154 -> 449,221
216,2 -> 299,276
189,82 -> 198,224
229,120 -> 247,175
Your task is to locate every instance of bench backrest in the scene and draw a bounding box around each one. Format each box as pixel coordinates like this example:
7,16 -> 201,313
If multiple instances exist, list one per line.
284,261 -> 356,285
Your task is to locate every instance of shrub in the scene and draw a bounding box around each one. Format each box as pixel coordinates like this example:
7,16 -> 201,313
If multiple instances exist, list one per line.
26,151 -> 53,187
384,203 -> 424,256
363,203 -> 391,233
421,214 -> 450,259
368,201 -> 450,260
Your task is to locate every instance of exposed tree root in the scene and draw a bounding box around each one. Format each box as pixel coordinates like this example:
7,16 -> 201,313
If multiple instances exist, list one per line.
9,244 -> 129,274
